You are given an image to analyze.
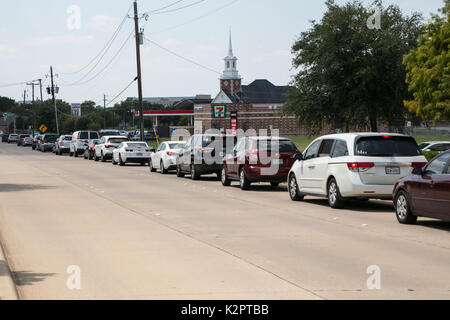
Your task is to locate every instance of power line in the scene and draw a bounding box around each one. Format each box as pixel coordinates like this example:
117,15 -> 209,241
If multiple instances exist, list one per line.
65,30 -> 134,87
59,4 -> 133,76
106,77 -> 138,107
0,81 -> 30,88
149,0 -> 185,13
151,0 -> 240,35
144,36 -> 220,75
150,0 -> 206,15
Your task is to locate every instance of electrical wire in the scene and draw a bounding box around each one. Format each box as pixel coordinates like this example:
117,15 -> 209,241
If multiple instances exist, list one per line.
150,0 -> 206,15
149,0 -> 185,13
144,36 -> 220,74
150,0 -> 240,35
106,77 -> 137,107
0,81 -> 30,88
59,4 -> 133,76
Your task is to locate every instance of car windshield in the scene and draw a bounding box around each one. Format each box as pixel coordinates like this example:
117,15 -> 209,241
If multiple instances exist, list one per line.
169,143 -> 185,149
256,140 -> 298,153
101,131 -> 119,136
355,136 -> 421,157
202,136 -> 237,149
108,138 -> 128,144
128,143 -> 147,147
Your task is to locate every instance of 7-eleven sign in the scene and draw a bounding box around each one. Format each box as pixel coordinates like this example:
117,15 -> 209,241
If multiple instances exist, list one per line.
212,105 -> 226,118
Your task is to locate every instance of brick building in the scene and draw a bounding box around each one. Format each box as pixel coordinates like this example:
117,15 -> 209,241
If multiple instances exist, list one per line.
192,32 -> 305,136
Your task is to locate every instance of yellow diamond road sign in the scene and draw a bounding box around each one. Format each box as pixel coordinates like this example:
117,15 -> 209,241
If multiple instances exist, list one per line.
39,125 -> 47,133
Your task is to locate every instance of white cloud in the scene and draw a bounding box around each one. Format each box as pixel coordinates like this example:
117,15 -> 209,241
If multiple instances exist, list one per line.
0,44 -> 22,59
30,35 -> 95,46
89,14 -> 116,32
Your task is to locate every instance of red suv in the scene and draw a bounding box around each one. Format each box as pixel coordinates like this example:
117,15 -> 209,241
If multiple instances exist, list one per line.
221,137 -> 300,190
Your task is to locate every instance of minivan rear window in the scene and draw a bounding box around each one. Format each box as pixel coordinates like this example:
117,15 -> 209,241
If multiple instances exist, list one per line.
355,136 -> 421,157
80,132 -> 89,139
90,132 -> 99,139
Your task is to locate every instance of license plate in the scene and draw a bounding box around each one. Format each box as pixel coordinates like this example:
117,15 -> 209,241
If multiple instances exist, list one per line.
272,159 -> 283,165
136,153 -> 143,157
386,166 -> 400,175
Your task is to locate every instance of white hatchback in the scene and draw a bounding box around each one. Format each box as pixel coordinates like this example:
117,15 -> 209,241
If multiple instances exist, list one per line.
112,141 -> 152,166
288,133 -> 428,208
150,141 -> 186,174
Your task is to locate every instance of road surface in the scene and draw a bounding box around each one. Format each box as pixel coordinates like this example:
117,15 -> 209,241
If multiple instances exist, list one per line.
0,142 -> 449,300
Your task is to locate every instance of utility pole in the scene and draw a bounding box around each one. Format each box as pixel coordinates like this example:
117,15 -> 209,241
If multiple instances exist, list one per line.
38,79 -> 43,103
134,0 -> 144,141
50,66 -> 60,135
26,81 -> 38,136
103,94 -> 107,129
23,90 -> 26,133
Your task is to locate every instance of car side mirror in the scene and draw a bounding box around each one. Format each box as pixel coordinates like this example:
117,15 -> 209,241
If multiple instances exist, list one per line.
294,153 -> 304,161
412,167 -> 423,175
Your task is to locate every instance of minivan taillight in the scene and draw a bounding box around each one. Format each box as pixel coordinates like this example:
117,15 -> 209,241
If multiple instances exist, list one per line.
347,162 -> 374,172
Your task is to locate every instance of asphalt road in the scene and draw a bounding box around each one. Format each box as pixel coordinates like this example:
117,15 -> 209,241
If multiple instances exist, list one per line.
0,142 -> 449,300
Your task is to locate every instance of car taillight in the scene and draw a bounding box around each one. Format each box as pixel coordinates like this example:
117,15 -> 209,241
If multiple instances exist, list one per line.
199,148 -> 214,153
347,162 -> 374,172
412,162 -> 427,168
61,142 -> 64,146
167,151 -> 173,156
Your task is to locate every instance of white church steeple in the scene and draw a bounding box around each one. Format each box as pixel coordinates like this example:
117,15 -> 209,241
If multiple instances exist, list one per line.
220,29 -> 242,95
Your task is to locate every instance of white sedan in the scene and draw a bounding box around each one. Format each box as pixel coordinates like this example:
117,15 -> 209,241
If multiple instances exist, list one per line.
112,142 -> 152,166
150,141 -> 186,174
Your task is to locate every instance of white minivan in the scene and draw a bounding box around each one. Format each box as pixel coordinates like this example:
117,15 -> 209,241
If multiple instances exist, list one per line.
70,131 -> 99,157
288,133 -> 428,208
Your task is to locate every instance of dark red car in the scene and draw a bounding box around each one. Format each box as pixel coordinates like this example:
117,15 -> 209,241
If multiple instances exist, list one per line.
393,150 -> 450,224
221,137 -> 300,190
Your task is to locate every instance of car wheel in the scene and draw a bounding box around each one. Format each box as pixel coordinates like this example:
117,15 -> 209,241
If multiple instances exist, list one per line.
149,160 -> 156,172
395,191 -> 417,225
94,153 -> 99,162
239,168 -> 251,190
160,161 -> 168,174
328,178 -> 345,209
190,165 -> 200,180
101,152 -> 106,163
221,166 -> 231,186
74,150 -> 78,157
288,174 -> 304,201
176,164 -> 184,177
112,156 -> 117,165
119,154 -> 125,166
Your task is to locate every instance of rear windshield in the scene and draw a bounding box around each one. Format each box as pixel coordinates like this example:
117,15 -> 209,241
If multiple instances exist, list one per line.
355,136 -> 421,157
90,132 -> 99,139
169,143 -> 185,149
101,131 -> 119,136
128,143 -> 147,147
44,136 -> 57,142
202,136 -> 237,148
256,140 -> 298,153
109,138 -> 128,144
80,132 -> 89,139
64,136 -> 72,140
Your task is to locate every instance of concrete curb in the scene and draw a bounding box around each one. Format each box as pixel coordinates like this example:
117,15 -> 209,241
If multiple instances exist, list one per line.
0,241 -> 19,300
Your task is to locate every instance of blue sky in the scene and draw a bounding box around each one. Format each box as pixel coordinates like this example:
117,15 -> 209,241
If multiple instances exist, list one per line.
0,0 -> 445,104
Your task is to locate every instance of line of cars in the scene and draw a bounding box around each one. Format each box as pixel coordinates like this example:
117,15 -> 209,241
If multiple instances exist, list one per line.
5,130 -> 449,225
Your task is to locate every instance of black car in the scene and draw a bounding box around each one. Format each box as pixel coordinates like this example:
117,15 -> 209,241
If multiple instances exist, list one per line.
39,134 -> 59,152
176,134 -> 237,180
2,134 -> 9,142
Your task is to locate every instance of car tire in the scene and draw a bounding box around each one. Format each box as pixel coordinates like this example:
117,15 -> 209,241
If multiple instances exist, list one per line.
94,153 -> 99,162
190,165 -> 200,180
221,166 -> 231,186
101,152 -> 106,163
328,178 -> 345,209
239,168 -> 251,190
288,174 -> 304,201
74,150 -> 78,157
119,154 -> 125,166
395,190 -> 417,225
176,164 -> 184,177
112,157 -> 117,165
160,161 -> 168,174
149,160 -> 157,172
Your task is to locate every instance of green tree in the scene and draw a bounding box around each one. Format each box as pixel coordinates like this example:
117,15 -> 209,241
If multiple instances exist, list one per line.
285,0 -> 423,133
0,96 -> 17,113
403,0 -> 450,121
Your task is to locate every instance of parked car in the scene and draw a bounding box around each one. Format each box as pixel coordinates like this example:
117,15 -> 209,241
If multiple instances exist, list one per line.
17,134 -> 31,146
2,133 -> 9,143
394,150 -> 450,224
150,141 -> 186,173
99,129 -> 121,138
176,134 -> 237,180
221,137 -> 300,190
54,135 -> 73,155
288,133 -> 428,208
94,136 -> 129,162
119,130 -> 129,137
418,141 -> 450,153
39,134 -> 59,152
112,142 -> 153,166
7,134 -> 19,143
83,139 -> 100,160
21,136 -> 33,147
70,131 -> 99,157
33,135 -> 43,150
131,131 -> 157,141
